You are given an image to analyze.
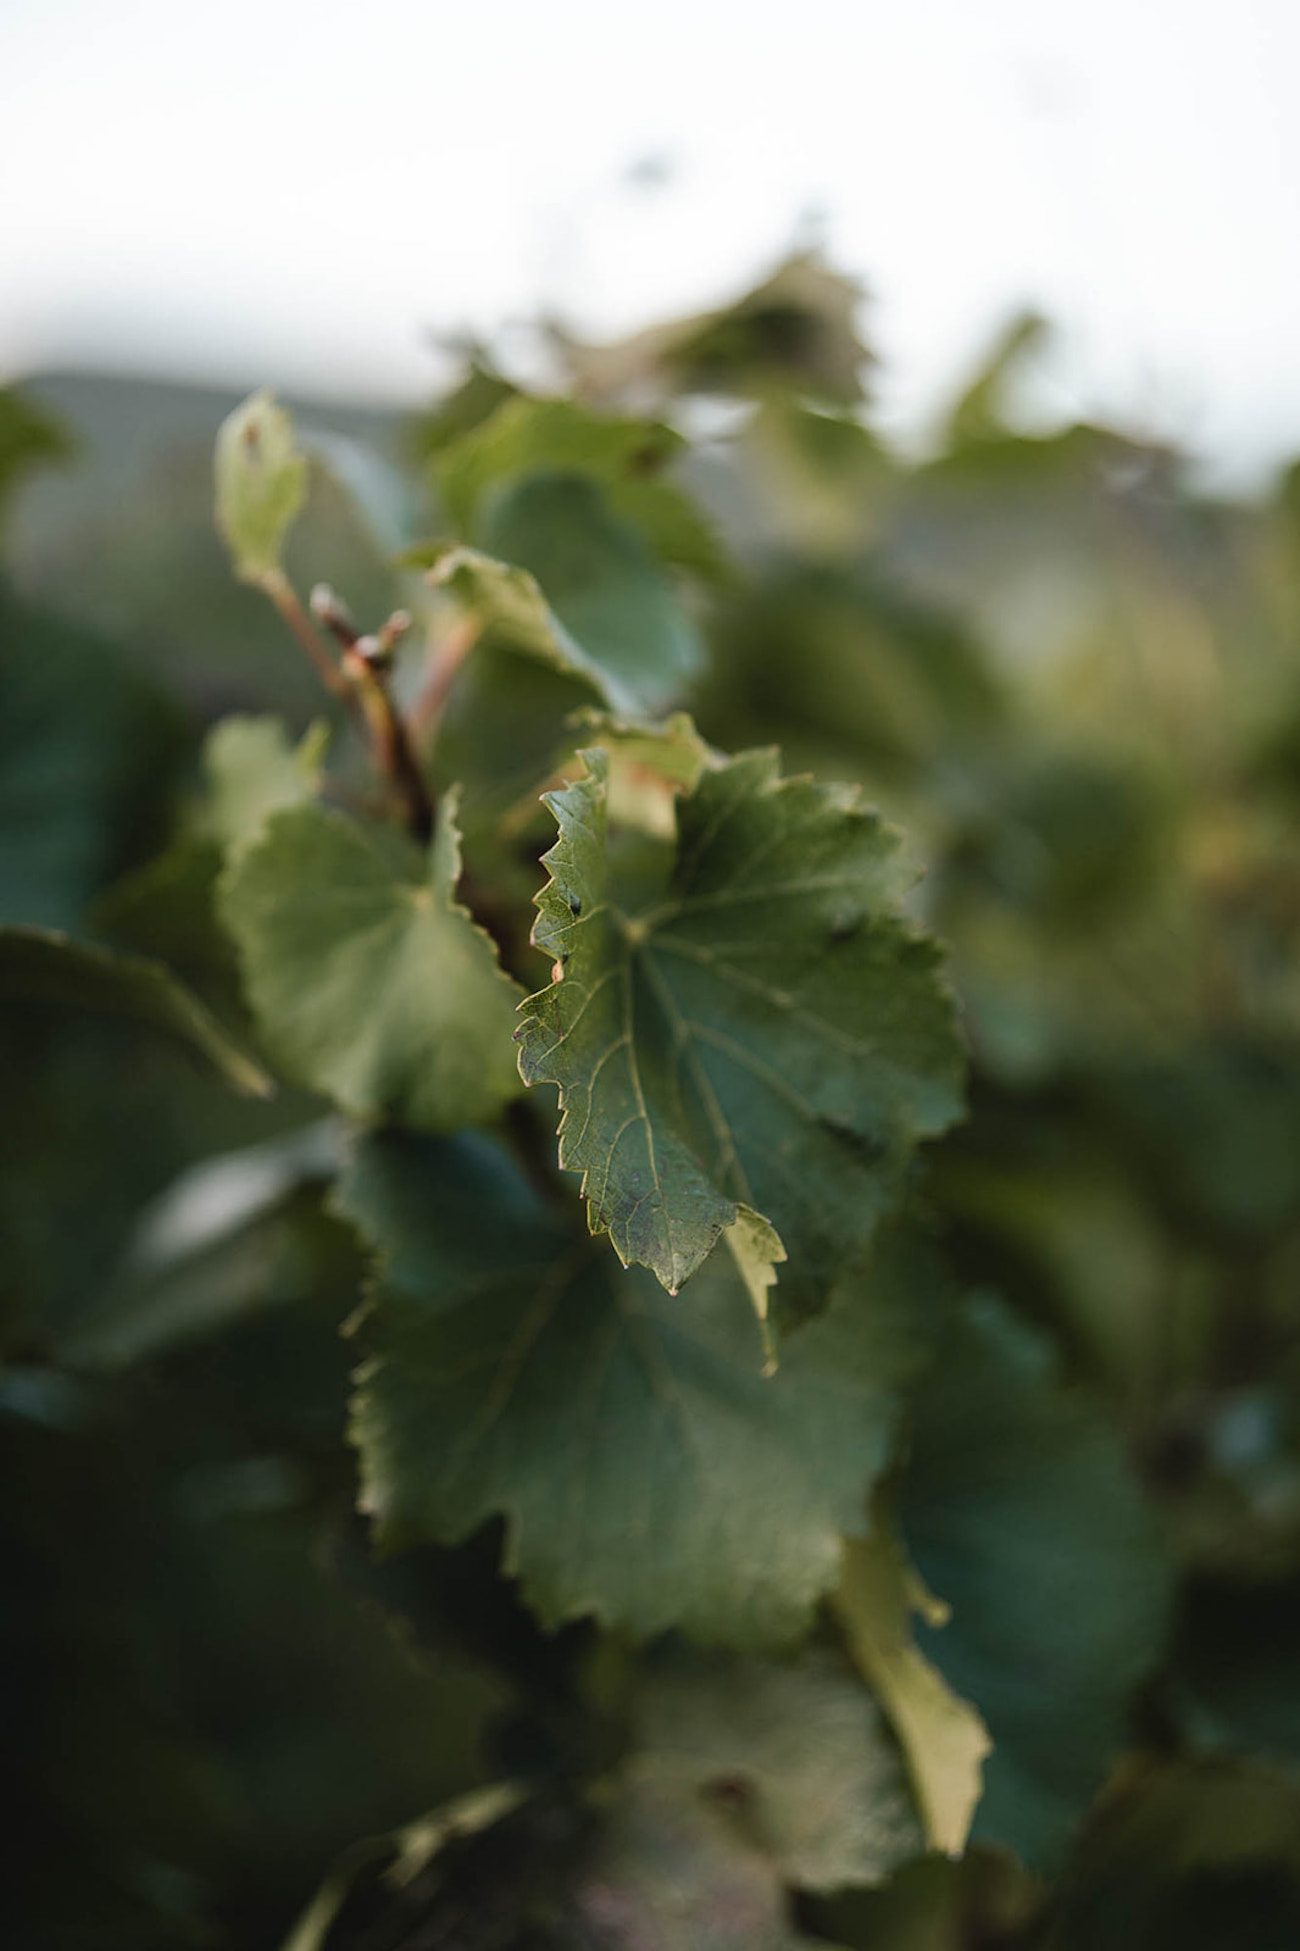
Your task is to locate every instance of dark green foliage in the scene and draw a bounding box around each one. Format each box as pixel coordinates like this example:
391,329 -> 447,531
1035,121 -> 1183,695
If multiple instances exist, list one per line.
6,256 -> 1300,1950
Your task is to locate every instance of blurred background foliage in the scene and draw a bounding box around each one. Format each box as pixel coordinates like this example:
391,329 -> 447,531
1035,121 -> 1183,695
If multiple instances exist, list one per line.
5,253 -> 1300,1946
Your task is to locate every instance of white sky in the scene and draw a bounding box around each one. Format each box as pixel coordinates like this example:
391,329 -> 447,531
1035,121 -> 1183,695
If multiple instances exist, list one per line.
3,0 -> 1299,481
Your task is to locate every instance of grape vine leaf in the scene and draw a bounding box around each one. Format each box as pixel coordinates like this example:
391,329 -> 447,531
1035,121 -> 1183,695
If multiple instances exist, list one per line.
0,925 -> 271,1096
94,714 -> 329,982
338,1128 -> 939,1645
214,388 -> 308,584
433,393 -> 726,582
436,395 -> 679,533
557,250 -> 868,407
200,713 -> 329,859
428,470 -> 704,717
566,709 -> 717,841
899,1298 -> 1175,1872
409,359 -> 519,463
833,1517 -> 991,1859
1,580 -> 182,930
219,795 -> 523,1132
481,471 -> 704,708
515,747 -> 964,1317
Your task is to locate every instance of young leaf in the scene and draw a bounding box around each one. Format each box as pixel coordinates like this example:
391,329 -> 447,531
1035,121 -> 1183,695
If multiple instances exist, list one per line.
200,713 -> 329,859
557,250 -> 868,407
214,389 -> 308,584
516,747 -> 963,1316
0,925 -> 270,1096
572,708 -> 716,790
339,1130 -> 937,1645
436,394 -> 681,535
899,1298 -> 1175,1872
567,709 -> 717,841
428,471 -> 704,717
433,392 -> 726,582
219,796 -> 522,1132
429,544 -> 620,702
482,471 -> 704,708
833,1519 -> 991,1859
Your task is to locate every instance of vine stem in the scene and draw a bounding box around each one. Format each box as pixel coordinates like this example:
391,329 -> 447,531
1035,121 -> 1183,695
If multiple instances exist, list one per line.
312,585 -> 435,845
260,567 -> 359,714
408,612 -> 482,744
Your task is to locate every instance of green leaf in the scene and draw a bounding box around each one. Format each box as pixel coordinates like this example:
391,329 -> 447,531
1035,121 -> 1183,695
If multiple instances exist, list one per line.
707,561 -> 1002,785
61,1123 -> 344,1369
516,747 -> 963,1314
436,394 -> 680,534
432,393 -> 726,582
558,250 -> 869,406
219,796 -> 523,1132
571,708 -> 716,793
200,713 -> 329,859
0,925 -> 271,1096
0,581 -> 182,929
214,389 -> 309,584
566,709 -> 717,842
940,310 -> 1051,453
408,359 -> 519,463
340,1129 -> 937,1644
428,472 -> 705,718
833,1519 -> 991,1859
481,472 -> 705,709
1042,1759 -> 1300,1951
428,543 -> 621,699
899,1298 -> 1175,1872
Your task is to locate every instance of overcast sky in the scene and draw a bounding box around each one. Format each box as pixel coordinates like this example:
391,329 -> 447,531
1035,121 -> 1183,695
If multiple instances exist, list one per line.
4,0 -> 1299,482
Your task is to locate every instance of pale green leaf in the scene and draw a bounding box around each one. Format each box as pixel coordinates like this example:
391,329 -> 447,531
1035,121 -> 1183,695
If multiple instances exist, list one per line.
436,394 -> 680,535
428,543 -> 616,699
433,392 -> 726,581
428,471 -> 705,717
516,747 -> 963,1315
557,250 -> 868,406
570,707 -> 717,792
214,388 -> 308,584
339,1129 -> 937,1644
568,709 -> 718,840
0,924 -> 271,1097
482,471 -> 704,708
724,1205 -> 786,1344
200,713 -> 329,858
833,1520 -> 991,1859
219,795 -> 523,1132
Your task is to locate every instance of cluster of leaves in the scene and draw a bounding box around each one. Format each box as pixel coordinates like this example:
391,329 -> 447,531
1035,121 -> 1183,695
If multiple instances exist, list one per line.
5,254 -> 1300,1949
